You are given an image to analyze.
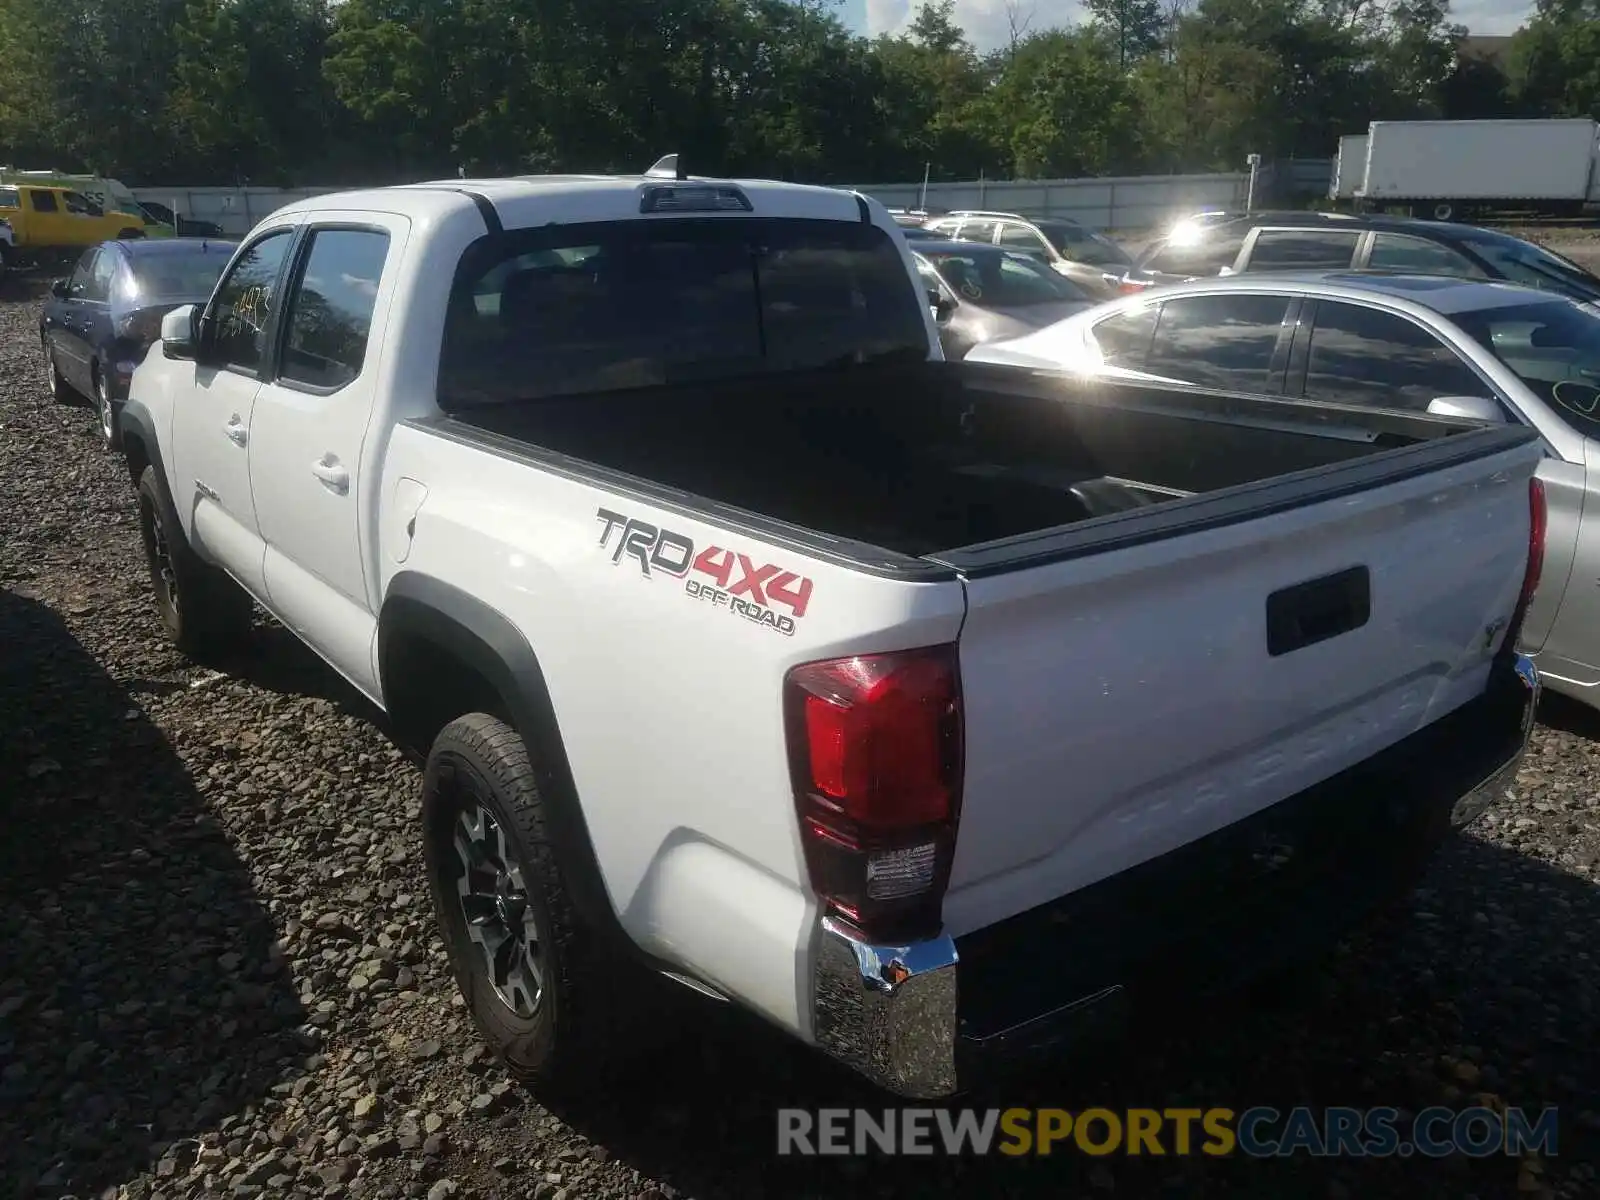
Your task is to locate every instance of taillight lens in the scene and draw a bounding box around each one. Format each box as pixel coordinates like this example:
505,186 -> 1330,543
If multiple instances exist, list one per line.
1118,279 -> 1149,295
1517,476 -> 1546,625
115,309 -> 162,344
784,644 -> 963,943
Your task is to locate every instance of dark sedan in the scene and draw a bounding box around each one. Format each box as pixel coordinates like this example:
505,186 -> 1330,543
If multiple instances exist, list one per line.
40,237 -> 236,450
1120,210 -> 1600,305
912,239 -> 1096,360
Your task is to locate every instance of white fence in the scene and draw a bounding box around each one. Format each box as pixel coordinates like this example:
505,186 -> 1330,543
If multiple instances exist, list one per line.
845,172 -> 1252,232
132,170 -> 1257,237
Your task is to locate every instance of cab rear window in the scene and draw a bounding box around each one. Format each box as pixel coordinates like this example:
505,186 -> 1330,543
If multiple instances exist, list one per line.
437,218 -> 928,409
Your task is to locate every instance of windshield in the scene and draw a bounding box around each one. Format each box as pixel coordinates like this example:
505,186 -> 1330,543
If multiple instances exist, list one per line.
0,187 -> 17,210
1038,223 -> 1130,267
1454,298 -> 1600,436
1457,233 -> 1600,299
438,217 -> 929,409
921,249 -> 1089,307
125,248 -> 234,301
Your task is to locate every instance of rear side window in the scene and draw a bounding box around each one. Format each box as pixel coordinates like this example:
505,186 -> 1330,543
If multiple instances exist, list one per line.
955,219 -> 998,244
1303,301 -> 1489,411
439,218 -> 928,409
30,190 -> 58,213
1146,294 -> 1291,393
1247,230 -> 1360,271
998,224 -> 1048,254
1144,228 -> 1246,277
86,248 -> 117,302
278,228 -> 391,389
1367,234 -> 1483,277
1090,305 -> 1158,369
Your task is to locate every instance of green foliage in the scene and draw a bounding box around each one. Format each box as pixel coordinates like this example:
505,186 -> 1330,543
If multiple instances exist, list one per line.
0,0 -> 1590,186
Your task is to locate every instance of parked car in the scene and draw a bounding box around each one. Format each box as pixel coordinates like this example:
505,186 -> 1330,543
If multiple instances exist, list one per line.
1119,210 -> 1600,305
1,184 -> 148,267
39,236 -> 236,449
885,206 -> 947,227
968,269 -> 1600,708
912,238 -> 1095,359
138,199 -> 227,238
120,172 -> 1540,1098
921,210 -> 1133,296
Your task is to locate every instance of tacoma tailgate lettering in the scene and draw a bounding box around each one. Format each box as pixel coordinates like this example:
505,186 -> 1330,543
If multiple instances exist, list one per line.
595,506 -> 812,634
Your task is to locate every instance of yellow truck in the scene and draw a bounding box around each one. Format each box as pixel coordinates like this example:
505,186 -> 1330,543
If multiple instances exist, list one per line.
0,169 -> 166,231
0,183 -> 149,267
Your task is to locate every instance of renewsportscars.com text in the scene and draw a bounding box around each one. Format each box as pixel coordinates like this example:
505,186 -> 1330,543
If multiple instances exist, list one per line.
776,1105 -> 1559,1158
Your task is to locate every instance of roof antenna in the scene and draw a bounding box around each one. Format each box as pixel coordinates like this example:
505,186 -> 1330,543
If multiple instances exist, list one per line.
645,153 -> 685,181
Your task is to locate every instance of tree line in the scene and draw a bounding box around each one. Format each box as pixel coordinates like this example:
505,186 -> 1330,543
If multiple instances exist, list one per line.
0,0 -> 1596,189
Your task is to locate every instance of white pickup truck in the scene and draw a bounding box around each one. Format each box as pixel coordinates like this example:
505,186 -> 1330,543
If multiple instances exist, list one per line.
119,165 -> 1545,1098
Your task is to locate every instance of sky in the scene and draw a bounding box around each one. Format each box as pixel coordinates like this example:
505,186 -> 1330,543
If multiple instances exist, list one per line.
833,0 -> 1537,51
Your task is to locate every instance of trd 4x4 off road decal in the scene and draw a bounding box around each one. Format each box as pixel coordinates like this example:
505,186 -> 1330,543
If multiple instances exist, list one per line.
595,507 -> 814,636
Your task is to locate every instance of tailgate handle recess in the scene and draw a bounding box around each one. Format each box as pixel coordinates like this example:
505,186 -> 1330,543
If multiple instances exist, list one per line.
1266,566 -> 1371,657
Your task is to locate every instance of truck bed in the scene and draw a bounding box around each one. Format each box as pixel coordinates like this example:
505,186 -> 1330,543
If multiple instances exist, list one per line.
441,359 -> 1501,565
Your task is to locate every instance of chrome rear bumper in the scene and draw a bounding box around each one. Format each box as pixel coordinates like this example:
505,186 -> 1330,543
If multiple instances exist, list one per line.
810,653 -> 1538,1099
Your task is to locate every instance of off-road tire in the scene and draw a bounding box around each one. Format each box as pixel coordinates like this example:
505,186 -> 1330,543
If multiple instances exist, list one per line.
135,465 -> 253,660
422,713 -> 650,1087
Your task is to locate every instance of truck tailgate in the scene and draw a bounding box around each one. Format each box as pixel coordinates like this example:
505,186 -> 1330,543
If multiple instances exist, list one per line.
940,437 -> 1540,936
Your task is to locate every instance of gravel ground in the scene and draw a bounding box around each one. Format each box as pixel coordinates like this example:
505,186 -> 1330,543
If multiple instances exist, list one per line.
2,271 -> 1599,1200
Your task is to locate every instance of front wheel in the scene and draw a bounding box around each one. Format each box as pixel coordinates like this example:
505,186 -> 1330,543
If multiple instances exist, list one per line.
135,466 -> 253,659
422,713 -> 645,1086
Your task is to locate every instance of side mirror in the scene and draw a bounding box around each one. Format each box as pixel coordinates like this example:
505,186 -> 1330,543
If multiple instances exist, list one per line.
50,278 -> 69,299
161,304 -> 200,360
1427,395 -> 1505,424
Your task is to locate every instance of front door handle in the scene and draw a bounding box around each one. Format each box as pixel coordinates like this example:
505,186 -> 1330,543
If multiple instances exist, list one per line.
311,455 -> 349,495
224,416 -> 247,446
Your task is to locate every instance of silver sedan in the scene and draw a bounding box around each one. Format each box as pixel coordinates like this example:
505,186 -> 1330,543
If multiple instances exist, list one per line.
967,271 -> 1600,709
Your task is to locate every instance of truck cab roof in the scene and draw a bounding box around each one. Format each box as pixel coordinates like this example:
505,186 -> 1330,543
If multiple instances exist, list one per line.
271,173 -> 878,233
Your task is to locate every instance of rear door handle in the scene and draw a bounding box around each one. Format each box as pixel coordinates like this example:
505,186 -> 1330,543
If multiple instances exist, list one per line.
311,456 -> 349,495
224,416 -> 247,446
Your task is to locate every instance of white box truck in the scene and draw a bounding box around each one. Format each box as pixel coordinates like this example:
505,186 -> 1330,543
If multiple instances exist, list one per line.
1356,118 -> 1600,220
1330,133 -> 1368,200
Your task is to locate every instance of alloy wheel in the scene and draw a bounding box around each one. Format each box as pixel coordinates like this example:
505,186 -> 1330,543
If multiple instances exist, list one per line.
96,376 -> 114,446
450,794 -> 546,1019
145,499 -> 180,616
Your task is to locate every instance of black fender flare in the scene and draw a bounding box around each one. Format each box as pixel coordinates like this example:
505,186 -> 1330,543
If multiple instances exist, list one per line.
118,395 -> 168,490
378,571 -> 631,951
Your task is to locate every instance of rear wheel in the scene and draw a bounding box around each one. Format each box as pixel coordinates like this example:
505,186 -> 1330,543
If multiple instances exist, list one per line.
422,713 -> 652,1086
42,340 -> 70,404
136,465 -> 253,659
93,367 -> 120,451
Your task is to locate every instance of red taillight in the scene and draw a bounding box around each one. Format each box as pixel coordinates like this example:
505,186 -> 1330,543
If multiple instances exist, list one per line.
1518,476 -> 1546,623
784,644 -> 963,942
1118,280 -> 1149,296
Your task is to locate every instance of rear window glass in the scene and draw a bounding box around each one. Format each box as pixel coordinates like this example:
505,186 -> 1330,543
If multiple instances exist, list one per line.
438,218 -> 928,409
126,249 -> 234,301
